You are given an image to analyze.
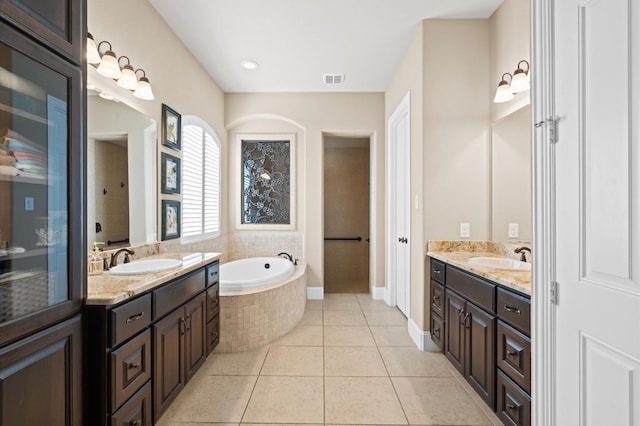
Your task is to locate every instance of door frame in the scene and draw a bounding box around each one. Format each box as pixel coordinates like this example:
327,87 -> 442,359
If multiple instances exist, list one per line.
532,0 -> 556,423
385,91 -> 411,314
321,132 -> 378,296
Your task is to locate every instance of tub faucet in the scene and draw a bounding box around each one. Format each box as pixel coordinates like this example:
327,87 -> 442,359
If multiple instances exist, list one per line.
278,252 -> 293,263
514,246 -> 531,262
110,248 -> 135,267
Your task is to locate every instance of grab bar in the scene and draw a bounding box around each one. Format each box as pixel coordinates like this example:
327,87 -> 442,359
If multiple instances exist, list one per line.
324,237 -> 362,241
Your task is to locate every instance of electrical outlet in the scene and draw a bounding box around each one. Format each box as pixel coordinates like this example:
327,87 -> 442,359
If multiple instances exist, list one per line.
24,197 -> 34,211
508,223 -> 519,238
460,223 -> 470,238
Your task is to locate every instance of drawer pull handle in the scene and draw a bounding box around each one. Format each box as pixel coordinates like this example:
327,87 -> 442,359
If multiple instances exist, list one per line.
126,312 -> 144,323
504,305 -> 522,315
432,295 -> 440,303
129,363 -> 141,370
433,269 -> 441,274
433,327 -> 440,339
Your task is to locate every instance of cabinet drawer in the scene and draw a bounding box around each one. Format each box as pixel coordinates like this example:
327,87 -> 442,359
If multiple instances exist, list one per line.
110,381 -> 152,426
497,321 -> 531,394
497,288 -> 531,335
430,312 -> 444,351
206,262 -> 219,287
430,258 -> 446,284
111,294 -> 152,347
497,370 -> 531,426
430,280 -> 445,318
110,330 -> 152,412
154,269 -> 206,320
206,314 -> 220,356
206,283 -> 220,322
447,267 -> 495,313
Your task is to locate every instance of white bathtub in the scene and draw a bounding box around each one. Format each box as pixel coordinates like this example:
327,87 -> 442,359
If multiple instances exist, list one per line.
220,257 -> 295,291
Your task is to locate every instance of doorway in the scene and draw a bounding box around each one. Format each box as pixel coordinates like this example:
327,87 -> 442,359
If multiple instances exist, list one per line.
323,137 -> 370,294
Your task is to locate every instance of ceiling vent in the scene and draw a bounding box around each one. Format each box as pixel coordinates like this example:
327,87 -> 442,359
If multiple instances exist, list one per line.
323,74 -> 345,84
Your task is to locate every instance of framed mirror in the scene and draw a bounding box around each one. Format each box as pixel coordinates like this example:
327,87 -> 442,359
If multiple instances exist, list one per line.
236,133 -> 296,230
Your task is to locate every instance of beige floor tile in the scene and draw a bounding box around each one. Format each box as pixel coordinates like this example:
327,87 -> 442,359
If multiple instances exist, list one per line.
158,423 -> 236,426
324,326 -> 376,347
324,293 -> 360,300
300,309 -> 324,325
363,309 -> 407,326
242,376 -> 324,423
370,326 -> 415,347
392,377 -> 493,425
261,346 -> 324,376
455,376 -> 504,426
159,375 -> 257,423
357,298 -> 396,311
324,346 -> 388,377
323,297 -> 361,311
199,346 -> 269,376
271,325 -> 323,346
306,300 -> 324,311
324,310 -> 367,326
324,377 -> 407,425
379,347 -> 455,377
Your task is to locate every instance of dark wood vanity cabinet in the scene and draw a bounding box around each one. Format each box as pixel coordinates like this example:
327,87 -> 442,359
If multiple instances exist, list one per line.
429,257 -> 531,425
86,260 -> 220,426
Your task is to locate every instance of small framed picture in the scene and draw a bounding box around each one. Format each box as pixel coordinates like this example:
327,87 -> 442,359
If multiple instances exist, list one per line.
162,103 -> 181,151
161,200 -> 181,240
161,152 -> 181,194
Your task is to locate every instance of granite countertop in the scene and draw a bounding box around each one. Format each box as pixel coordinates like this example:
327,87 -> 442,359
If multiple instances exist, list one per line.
87,252 -> 222,305
426,241 -> 531,296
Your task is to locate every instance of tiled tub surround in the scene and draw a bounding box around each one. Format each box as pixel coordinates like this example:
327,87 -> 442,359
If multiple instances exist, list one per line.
86,252 -> 222,304
228,231 -> 303,262
426,240 -> 531,295
217,265 -> 307,353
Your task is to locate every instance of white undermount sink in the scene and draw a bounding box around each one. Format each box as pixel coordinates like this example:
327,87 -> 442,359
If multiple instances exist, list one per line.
468,256 -> 531,271
109,258 -> 183,275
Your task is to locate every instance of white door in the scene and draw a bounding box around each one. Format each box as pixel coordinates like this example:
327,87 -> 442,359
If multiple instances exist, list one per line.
387,93 -> 410,317
551,0 -> 640,424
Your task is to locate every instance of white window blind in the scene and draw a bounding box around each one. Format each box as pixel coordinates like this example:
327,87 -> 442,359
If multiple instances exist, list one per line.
181,120 -> 220,240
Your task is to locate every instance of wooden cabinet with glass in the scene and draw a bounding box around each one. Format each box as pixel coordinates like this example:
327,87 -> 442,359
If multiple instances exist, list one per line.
0,3 -> 84,424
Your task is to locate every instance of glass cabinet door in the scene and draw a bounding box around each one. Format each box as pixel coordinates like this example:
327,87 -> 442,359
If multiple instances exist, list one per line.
0,23 -> 82,345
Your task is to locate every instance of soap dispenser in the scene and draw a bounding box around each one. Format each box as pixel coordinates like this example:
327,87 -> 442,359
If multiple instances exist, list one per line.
88,242 -> 105,276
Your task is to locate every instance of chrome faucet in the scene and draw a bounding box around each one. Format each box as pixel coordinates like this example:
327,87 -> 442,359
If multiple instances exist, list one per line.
278,252 -> 293,263
110,248 -> 135,267
514,246 -> 531,262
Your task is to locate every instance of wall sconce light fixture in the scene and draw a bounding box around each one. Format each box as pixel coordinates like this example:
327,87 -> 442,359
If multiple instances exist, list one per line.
87,32 -> 155,100
493,59 -> 530,103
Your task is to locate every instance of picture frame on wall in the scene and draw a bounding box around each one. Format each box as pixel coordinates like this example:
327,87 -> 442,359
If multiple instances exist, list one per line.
161,200 -> 181,240
162,103 -> 181,151
161,152 -> 181,194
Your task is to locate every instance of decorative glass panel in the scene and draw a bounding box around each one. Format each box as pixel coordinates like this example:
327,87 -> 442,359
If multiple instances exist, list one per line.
241,139 -> 291,224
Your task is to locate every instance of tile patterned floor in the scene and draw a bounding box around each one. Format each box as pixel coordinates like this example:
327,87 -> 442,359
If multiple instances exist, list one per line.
157,294 -> 503,426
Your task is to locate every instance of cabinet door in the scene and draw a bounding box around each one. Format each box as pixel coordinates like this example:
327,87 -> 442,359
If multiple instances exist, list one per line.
184,293 -> 206,381
152,308 -> 185,420
0,315 -> 82,425
464,301 -> 496,409
0,0 -> 83,63
444,289 -> 465,374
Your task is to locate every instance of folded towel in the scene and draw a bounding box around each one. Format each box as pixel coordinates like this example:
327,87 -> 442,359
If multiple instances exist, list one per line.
0,155 -> 16,167
0,165 -> 19,176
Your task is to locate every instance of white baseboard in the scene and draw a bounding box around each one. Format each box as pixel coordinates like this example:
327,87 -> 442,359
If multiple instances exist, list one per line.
371,286 -> 386,300
306,287 -> 324,300
408,318 -> 438,352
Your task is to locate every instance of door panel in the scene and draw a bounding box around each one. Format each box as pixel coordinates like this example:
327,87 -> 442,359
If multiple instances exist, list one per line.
465,302 -> 495,409
553,0 -> 640,423
152,308 -> 185,420
444,290 -> 465,373
185,294 -> 206,381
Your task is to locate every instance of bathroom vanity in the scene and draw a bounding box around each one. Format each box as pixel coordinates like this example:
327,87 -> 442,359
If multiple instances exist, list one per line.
427,251 -> 531,426
85,253 -> 221,425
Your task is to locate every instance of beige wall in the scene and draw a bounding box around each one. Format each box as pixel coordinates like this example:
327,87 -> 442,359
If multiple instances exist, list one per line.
489,0 -> 531,122
225,93 -> 385,289
384,26 -> 425,327
88,0 -> 228,244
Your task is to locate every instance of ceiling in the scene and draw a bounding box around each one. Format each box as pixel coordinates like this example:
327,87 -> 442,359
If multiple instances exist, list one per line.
148,0 -> 503,93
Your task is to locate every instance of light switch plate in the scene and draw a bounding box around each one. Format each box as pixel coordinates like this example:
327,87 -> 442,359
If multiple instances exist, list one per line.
508,223 -> 519,238
460,223 -> 470,238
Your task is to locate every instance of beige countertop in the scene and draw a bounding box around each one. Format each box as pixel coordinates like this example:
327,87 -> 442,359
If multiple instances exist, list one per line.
87,252 -> 222,305
427,250 -> 532,296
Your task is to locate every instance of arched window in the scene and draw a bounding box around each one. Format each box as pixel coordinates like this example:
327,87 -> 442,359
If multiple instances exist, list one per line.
181,116 -> 220,241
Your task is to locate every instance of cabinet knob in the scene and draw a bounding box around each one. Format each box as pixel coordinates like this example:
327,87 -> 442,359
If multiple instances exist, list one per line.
128,363 -> 141,370
432,295 -> 440,304
129,420 -> 142,426
506,350 -> 518,358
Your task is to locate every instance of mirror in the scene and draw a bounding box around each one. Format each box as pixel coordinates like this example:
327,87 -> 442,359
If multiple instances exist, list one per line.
491,104 -> 532,242
87,93 -> 157,251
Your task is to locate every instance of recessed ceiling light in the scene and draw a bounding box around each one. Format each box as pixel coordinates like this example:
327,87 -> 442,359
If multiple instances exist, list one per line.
241,60 -> 259,70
